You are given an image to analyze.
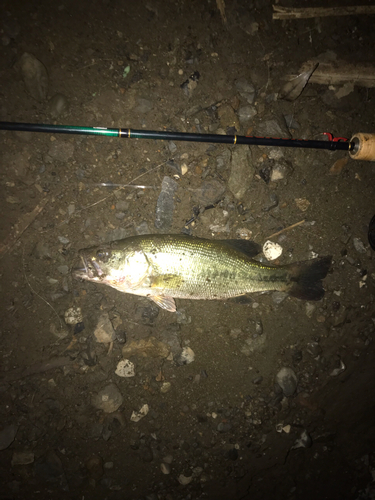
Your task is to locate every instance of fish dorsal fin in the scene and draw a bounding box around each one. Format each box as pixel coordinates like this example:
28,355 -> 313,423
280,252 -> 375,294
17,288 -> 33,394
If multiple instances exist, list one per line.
218,239 -> 261,258
149,295 -> 177,312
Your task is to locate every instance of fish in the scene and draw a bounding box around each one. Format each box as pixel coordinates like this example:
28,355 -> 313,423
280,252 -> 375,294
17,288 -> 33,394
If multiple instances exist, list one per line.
73,234 -> 332,313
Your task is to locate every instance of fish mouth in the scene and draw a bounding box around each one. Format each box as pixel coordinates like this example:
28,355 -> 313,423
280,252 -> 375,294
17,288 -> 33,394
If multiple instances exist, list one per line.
72,254 -> 104,281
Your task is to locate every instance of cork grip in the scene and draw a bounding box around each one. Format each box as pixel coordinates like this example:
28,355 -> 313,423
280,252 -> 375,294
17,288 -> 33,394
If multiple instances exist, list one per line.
349,133 -> 375,161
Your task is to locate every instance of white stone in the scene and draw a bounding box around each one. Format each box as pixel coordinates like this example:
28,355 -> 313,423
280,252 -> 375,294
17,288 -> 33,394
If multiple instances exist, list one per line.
130,404 -> 149,422
115,359 -> 135,378
64,306 -> 83,325
180,347 -> 195,364
263,240 -> 283,261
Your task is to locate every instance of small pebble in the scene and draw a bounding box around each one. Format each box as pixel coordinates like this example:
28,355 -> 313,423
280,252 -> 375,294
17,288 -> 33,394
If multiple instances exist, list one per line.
161,463 -> 171,474
275,367 -> 298,397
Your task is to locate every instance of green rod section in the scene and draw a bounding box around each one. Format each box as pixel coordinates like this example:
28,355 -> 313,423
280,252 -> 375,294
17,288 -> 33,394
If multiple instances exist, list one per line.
0,121 -> 351,152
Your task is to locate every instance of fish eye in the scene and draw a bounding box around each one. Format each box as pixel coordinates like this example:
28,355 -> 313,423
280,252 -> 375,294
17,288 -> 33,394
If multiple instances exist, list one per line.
96,249 -> 111,262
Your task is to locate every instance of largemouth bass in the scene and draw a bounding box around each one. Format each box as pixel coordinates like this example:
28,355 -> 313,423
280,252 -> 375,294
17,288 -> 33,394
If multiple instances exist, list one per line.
73,234 -> 331,312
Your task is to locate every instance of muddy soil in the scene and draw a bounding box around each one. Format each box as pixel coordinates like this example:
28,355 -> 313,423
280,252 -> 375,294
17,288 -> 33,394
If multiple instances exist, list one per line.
0,1 -> 375,499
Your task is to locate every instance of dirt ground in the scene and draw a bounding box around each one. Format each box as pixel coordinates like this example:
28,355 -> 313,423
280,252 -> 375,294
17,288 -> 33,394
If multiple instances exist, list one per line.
1,1 -> 375,499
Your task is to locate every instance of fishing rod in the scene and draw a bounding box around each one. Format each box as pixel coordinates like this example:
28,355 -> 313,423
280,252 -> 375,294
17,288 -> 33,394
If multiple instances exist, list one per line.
0,121 -> 374,161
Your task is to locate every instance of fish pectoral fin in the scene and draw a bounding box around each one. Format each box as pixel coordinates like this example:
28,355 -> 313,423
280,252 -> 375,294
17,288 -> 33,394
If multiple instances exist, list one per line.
149,295 -> 177,312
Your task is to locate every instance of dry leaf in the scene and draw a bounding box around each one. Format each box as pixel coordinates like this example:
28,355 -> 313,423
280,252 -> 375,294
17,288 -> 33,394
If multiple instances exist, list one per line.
329,156 -> 348,175
295,198 -> 310,212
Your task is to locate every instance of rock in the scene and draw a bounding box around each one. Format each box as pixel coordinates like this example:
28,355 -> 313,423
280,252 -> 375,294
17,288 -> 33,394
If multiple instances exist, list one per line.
175,309 -> 191,324
92,384 -> 123,413
228,147 -> 254,200
353,237 -> 366,253
330,359 -> 346,377
218,104 -> 239,132
33,241 -> 51,259
57,265 -> 69,275
58,236 -> 70,245
11,451 -> 35,466
235,78 -> 256,103
19,52 -> 48,102
130,404 -> 149,422
115,359 -> 135,378
34,450 -> 68,490
64,306 -> 83,325
216,149 -> 231,171
135,98 -> 153,114
85,455 -> 104,480
140,446 -> 154,463
179,347 -> 195,365
0,424 -> 18,450
263,240 -> 283,261
122,337 -> 170,358
270,161 -> 293,182
178,474 -> 193,485
155,176 -> 178,230
238,105 -> 257,124
192,179 -> 226,206
200,208 -> 230,233
257,118 -> 290,139
168,141 -> 177,153
291,430 -> 312,450
305,302 -> 316,318
47,141 -> 74,162
48,93 -> 69,118
180,71 -> 200,97
135,221 -> 150,235
135,304 -> 160,325
161,463 -> 171,474
272,291 -> 288,304
163,454 -> 173,464
159,324 -> 182,355
160,382 -> 171,393
226,448 -> 239,460
295,198 -> 310,212
306,342 -> 322,357
94,313 -> 116,343
275,367 -> 298,397
217,422 -> 232,432
115,200 -> 129,211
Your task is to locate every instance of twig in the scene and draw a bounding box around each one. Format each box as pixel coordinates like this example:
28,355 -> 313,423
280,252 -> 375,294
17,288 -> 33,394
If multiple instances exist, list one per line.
266,219 -> 305,239
273,5 -> 375,20
0,197 -> 48,258
22,246 -> 63,330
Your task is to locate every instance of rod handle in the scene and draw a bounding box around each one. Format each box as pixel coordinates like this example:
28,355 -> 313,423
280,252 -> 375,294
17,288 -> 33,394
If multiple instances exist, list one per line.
349,133 -> 375,161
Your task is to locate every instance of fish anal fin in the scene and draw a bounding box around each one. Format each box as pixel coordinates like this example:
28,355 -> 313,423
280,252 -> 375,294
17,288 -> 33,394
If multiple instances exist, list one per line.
149,295 -> 177,312
226,295 -> 253,305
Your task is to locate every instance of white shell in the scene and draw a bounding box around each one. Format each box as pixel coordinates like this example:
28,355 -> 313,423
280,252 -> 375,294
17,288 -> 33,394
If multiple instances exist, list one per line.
263,240 -> 283,261
115,359 -> 135,378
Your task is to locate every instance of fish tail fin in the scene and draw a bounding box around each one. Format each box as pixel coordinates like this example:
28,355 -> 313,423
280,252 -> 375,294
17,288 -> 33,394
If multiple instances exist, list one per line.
286,256 -> 332,300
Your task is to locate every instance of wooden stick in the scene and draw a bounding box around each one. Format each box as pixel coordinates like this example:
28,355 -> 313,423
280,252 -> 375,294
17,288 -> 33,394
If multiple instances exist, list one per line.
273,5 -> 375,20
266,219 -> 305,239
0,197 -> 48,258
286,62 -> 375,88
0,356 -> 74,383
